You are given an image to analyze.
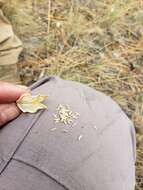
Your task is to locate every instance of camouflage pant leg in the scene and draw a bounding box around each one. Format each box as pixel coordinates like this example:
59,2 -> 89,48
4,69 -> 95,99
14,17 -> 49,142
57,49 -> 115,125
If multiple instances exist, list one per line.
0,9 -> 23,83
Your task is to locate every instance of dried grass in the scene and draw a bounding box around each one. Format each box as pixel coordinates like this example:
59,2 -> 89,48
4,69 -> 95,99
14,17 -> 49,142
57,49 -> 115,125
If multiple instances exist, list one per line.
2,0 -> 143,188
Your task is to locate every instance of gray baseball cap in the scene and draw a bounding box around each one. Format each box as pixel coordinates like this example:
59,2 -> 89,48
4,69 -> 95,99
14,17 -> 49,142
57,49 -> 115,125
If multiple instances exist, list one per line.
0,76 -> 136,190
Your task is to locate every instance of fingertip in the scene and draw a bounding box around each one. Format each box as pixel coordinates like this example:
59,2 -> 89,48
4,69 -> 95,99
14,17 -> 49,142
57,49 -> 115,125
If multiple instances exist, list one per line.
0,103 -> 21,127
0,82 -> 31,103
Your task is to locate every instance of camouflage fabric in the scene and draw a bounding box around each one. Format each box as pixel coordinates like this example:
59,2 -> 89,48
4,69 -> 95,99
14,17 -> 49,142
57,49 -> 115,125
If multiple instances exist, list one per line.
0,9 -> 22,83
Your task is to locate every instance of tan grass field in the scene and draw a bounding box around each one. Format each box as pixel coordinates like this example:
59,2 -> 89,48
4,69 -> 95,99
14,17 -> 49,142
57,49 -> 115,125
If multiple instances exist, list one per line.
2,0 -> 143,189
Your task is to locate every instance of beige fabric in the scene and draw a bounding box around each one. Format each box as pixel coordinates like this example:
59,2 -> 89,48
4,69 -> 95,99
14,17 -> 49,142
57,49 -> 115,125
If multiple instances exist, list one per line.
0,0 -> 4,7
0,9 -> 22,83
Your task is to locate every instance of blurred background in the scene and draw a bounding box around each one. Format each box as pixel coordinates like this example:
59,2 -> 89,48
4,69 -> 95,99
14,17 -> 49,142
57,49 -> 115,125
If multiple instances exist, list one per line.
1,0 -> 143,189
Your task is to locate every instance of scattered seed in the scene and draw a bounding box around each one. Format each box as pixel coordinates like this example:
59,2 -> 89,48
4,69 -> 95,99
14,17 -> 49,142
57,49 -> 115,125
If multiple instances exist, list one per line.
53,113 -> 57,118
93,125 -> 98,130
78,135 -> 83,141
61,129 -> 69,133
72,115 -> 78,119
50,128 -> 57,131
54,118 -> 60,123
75,112 -> 80,116
64,120 -> 68,125
67,119 -> 72,124
72,122 -> 77,127
53,104 -> 80,125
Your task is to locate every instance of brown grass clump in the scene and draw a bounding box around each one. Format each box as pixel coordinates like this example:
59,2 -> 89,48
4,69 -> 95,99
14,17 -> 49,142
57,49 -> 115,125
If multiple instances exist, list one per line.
2,0 -> 143,189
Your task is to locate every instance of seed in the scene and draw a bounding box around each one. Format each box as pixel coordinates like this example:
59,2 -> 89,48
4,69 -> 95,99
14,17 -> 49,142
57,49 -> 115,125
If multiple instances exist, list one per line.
53,114 -> 57,118
64,120 -> 68,125
53,104 -> 80,125
75,112 -> 80,116
93,125 -> 97,130
78,135 -> 83,141
50,128 -> 57,131
61,129 -> 68,133
72,122 -> 77,127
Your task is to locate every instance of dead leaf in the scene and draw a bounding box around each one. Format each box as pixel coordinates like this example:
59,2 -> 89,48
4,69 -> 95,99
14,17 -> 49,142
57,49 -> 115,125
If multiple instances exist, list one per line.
16,93 -> 48,113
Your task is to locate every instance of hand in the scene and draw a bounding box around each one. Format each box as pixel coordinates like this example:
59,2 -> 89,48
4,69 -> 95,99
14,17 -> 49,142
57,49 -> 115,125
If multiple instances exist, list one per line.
0,82 -> 30,127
